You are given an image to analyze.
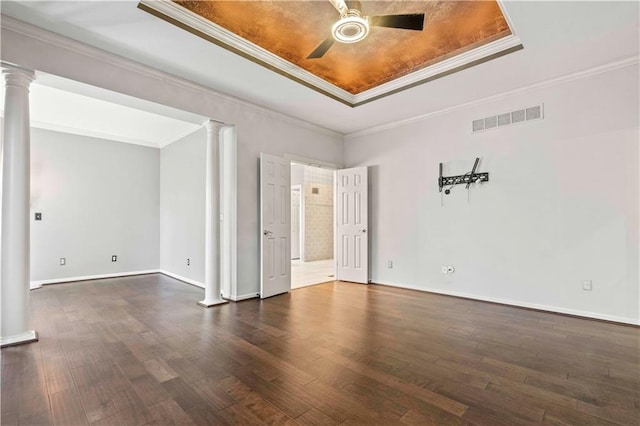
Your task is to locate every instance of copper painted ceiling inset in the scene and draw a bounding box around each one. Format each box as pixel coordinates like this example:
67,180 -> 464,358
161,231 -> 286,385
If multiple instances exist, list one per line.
138,0 -> 519,105
173,1 -> 511,95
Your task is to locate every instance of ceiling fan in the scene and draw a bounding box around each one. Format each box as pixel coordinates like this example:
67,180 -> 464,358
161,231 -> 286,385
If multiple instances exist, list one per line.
307,0 -> 425,59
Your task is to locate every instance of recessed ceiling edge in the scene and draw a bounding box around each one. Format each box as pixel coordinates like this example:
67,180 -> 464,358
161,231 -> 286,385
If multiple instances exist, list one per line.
138,0 -> 522,107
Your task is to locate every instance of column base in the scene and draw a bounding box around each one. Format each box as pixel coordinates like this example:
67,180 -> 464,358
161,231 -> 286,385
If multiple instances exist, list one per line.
197,298 -> 228,308
0,330 -> 38,348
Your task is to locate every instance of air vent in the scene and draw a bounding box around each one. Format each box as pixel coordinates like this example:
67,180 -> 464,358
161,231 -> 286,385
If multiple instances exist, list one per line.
472,104 -> 543,133
484,116 -> 497,130
497,113 -> 511,126
512,109 -> 526,123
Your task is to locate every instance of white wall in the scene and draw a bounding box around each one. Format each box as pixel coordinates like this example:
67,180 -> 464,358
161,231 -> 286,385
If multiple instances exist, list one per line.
1,22 -> 343,298
234,115 -> 342,297
30,128 -> 160,283
159,128 -> 206,285
345,64 -> 640,324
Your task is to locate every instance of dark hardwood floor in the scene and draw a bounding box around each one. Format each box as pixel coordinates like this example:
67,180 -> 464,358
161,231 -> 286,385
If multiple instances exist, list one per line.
1,274 -> 638,425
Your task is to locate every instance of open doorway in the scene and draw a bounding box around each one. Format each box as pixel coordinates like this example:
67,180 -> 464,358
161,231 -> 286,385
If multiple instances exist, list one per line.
290,162 -> 335,288
17,71 -> 237,299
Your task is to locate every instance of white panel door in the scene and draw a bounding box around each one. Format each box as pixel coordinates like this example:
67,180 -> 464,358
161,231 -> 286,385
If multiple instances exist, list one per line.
260,153 -> 291,298
336,167 -> 368,283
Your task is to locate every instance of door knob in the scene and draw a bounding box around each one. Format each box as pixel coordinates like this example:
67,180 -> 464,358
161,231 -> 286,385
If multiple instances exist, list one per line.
263,230 -> 273,236
362,229 -> 367,233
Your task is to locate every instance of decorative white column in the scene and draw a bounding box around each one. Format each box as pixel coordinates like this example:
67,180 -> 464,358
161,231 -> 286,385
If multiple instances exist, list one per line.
198,120 -> 228,308
1,65 -> 38,347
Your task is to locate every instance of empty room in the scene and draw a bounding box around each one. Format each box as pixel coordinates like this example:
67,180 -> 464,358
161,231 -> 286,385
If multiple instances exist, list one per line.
0,1 -> 638,425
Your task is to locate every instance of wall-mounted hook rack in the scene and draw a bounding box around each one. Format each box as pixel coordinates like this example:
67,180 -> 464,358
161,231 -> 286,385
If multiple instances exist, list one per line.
438,157 -> 489,195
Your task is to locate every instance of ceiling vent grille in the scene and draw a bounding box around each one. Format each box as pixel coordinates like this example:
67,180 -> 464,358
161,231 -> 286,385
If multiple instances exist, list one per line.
472,104 -> 543,133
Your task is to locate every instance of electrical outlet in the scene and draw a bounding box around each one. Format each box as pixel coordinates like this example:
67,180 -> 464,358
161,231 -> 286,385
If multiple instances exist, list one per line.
111,255 -> 117,262
447,265 -> 455,274
387,260 -> 393,268
187,258 -> 191,266
582,280 -> 592,291
59,257 -> 66,266
441,265 -> 448,274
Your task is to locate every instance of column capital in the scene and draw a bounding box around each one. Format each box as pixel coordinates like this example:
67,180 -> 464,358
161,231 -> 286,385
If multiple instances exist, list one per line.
2,64 -> 35,89
204,120 -> 226,134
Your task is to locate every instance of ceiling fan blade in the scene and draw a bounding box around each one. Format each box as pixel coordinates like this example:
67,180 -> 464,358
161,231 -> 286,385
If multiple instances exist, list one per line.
345,0 -> 362,10
307,37 -> 335,59
328,0 -> 348,15
369,14 -> 425,31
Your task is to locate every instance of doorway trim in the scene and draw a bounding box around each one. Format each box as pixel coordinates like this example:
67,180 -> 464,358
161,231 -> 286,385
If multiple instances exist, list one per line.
286,155 -> 340,289
284,154 -> 342,171
291,184 -> 303,261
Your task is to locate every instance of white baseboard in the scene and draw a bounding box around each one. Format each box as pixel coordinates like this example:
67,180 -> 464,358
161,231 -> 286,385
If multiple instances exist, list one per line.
158,270 -> 204,288
30,270 -> 159,289
158,272 -> 258,301
31,269 -> 258,304
226,292 -> 259,302
158,271 -> 259,302
0,330 -> 38,348
373,280 -> 639,326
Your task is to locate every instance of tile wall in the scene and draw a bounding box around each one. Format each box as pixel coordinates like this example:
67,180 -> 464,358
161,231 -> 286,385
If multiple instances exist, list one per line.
303,166 -> 334,261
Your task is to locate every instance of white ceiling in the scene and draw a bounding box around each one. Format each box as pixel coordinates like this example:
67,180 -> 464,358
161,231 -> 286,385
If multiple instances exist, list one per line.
1,1 -> 639,135
0,77 -> 205,148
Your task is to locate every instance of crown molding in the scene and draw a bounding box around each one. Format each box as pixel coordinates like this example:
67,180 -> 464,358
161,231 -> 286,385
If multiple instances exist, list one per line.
346,55 -> 640,139
137,0 -> 353,105
139,0 -> 522,107
351,37 -> 522,107
0,15 -> 343,139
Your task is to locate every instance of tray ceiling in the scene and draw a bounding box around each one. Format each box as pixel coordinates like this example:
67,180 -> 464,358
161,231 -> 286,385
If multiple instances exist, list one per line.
139,0 -> 522,106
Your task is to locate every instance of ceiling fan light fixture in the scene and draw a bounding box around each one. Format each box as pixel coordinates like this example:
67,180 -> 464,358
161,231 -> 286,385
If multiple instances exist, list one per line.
332,11 -> 369,43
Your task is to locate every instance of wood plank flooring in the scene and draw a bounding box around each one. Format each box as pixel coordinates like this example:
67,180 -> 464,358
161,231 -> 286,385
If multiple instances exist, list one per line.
1,274 -> 638,425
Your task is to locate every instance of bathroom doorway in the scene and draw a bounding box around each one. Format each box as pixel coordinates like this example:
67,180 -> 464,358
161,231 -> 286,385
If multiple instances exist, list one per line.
290,162 -> 335,288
